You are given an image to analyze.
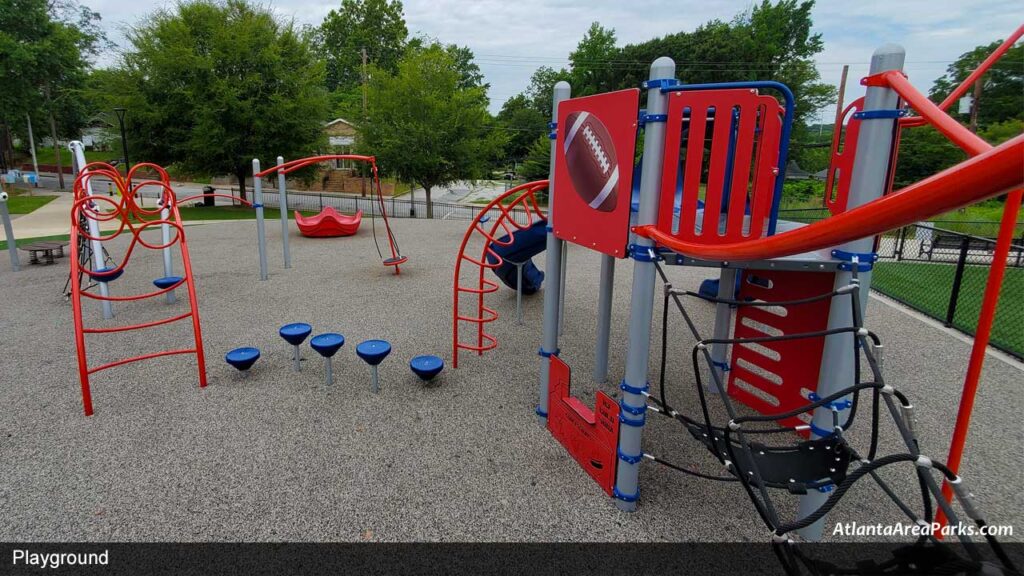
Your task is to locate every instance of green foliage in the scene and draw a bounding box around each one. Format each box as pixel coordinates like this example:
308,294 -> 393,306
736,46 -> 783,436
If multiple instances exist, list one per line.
359,44 -> 505,217
519,134 -> 551,181
568,22 -> 618,97
497,95 -> 547,162
318,0 -> 408,93
100,0 -> 329,197
522,66 -> 572,116
0,0 -> 103,164
930,40 -> 1023,129
893,126 -> 968,188
980,118 -> 1024,145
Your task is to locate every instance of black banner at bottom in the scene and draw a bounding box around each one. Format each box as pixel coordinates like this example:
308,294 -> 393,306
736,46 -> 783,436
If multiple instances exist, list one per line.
0,542 -> 1021,575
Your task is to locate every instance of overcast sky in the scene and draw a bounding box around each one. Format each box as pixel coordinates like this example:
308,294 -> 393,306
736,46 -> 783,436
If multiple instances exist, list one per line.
87,0 -> 1023,119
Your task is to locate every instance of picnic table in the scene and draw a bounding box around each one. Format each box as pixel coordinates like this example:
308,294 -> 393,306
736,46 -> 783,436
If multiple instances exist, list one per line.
20,241 -> 69,265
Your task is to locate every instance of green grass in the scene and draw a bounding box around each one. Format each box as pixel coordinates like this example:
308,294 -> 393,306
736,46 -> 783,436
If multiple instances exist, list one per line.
0,230 -> 117,251
2,187 -> 58,214
873,261 -> 1023,357
128,205 -> 320,222
24,147 -> 122,166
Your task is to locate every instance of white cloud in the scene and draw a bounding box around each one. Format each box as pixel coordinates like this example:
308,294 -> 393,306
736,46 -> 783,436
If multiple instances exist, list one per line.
87,0 -> 1023,117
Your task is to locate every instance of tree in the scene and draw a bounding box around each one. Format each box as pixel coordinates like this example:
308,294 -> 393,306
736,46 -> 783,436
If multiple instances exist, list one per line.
0,0 -> 102,183
568,22 -> 618,97
360,44 -> 506,218
519,134 -> 551,181
497,94 -> 547,163
930,40 -> 1023,129
318,0 -> 408,94
104,0 -> 329,198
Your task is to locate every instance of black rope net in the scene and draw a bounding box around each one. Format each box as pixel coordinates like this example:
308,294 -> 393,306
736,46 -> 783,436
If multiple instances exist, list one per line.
647,261 -> 1018,576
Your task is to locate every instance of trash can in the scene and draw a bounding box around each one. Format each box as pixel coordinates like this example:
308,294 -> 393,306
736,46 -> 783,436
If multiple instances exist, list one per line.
202,185 -> 216,207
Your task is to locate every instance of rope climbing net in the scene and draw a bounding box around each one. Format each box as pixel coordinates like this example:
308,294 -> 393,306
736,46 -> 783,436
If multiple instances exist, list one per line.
644,260 -> 1017,575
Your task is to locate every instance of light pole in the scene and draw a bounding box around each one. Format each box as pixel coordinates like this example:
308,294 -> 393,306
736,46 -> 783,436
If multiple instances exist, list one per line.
113,108 -> 131,193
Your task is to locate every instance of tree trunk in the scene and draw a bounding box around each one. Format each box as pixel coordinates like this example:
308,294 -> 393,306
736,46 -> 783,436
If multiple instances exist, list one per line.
0,123 -> 11,173
44,86 -> 64,190
236,167 -> 247,201
425,186 -> 433,219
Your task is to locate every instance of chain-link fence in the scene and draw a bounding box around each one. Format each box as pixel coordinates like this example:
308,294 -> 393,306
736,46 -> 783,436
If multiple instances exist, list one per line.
778,209 -> 1024,359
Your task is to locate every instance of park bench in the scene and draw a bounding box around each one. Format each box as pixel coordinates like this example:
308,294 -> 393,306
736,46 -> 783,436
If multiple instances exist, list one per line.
918,232 -> 994,260
19,241 -> 69,265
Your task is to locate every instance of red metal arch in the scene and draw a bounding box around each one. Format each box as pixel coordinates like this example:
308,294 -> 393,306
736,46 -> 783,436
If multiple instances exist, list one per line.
452,180 -> 548,367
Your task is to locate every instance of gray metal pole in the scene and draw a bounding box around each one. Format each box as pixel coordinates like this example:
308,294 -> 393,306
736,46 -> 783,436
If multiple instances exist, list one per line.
371,365 -> 379,393
515,261 -> 524,325
160,200 -> 176,304
26,114 -> 39,187
593,254 -> 614,383
253,159 -> 268,281
558,243 -> 567,335
536,81 -> 571,426
708,267 -> 738,392
0,196 -> 19,271
277,156 -> 291,269
292,345 -> 301,372
324,357 -> 333,386
69,141 -> 113,319
796,43 -> 905,540
613,57 -> 675,512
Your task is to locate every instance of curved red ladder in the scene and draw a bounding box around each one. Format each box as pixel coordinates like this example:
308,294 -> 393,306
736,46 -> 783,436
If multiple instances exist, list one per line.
70,162 -> 228,416
451,180 -> 548,367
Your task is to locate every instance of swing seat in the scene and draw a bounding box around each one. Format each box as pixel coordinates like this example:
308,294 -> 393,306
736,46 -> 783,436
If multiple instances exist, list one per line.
153,276 -> 183,290
383,256 -> 408,267
683,420 -> 854,494
86,266 -> 123,282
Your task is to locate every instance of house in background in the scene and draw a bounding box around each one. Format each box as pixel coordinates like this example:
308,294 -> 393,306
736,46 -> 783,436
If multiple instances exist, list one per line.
324,118 -> 358,169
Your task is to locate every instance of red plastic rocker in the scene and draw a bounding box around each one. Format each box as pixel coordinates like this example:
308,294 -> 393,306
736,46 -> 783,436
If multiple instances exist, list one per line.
294,206 -> 363,237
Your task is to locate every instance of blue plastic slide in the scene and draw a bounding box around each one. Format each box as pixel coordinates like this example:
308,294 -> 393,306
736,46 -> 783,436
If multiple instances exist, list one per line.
485,220 -> 548,294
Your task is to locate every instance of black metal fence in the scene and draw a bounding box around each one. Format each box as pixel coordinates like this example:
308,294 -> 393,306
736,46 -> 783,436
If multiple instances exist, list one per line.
778,209 -> 1024,359
247,189 -> 539,227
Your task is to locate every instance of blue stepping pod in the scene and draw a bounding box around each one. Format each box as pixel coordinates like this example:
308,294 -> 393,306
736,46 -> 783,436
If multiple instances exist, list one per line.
310,333 -> 345,358
153,275 -> 183,289
280,323 -> 313,346
409,355 -> 444,382
87,266 -> 123,282
356,339 -> 392,366
225,347 -> 260,371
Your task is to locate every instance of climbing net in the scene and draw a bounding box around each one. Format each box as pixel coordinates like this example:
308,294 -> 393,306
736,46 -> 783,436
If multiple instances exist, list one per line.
644,261 -> 1017,575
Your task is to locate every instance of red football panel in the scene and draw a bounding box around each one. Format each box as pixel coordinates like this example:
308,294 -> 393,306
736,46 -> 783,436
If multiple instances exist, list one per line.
659,89 -> 784,246
547,356 -> 620,496
727,270 -> 836,437
553,89 -> 640,258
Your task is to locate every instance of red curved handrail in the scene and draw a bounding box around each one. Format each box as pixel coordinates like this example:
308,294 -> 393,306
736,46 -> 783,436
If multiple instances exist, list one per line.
452,180 -> 549,367
635,134 -> 1022,261
253,154 -> 376,177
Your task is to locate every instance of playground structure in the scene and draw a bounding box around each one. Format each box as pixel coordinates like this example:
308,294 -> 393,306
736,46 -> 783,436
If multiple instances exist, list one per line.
294,206 -> 363,237
252,155 -> 406,275
452,32 -> 1023,564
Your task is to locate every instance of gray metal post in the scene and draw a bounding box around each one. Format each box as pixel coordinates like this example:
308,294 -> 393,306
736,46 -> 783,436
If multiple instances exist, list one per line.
514,261 -> 525,325
796,43 -> 905,540
324,357 -> 333,385
0,196 -> 19,271
613,57 -> 675,512
292,345 -> 302,371
69,141 -> 113,319
26,114 -> 39,187
160,201 -> 176,304
558,243 -> 567,335
708,267 -> 738,391
593,254 -> 614,383
252,159 -> 268,281
277,156 -> 291,269
371,365 -> 380,393
536,81 -> 571,426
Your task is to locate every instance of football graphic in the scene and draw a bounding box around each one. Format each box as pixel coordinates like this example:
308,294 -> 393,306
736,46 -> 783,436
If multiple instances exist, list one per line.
563,111 -> 619,212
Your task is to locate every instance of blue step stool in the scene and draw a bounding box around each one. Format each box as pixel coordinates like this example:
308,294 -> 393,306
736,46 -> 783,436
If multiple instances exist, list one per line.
310,333 -> 345,385
409,355 -> 444,382
356,339 -> 392,393
279,323 -> 313,372
225,347 -> 260,372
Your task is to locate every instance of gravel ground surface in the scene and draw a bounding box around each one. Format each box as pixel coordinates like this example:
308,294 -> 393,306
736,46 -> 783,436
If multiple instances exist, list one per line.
0,218 -> 1020,543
